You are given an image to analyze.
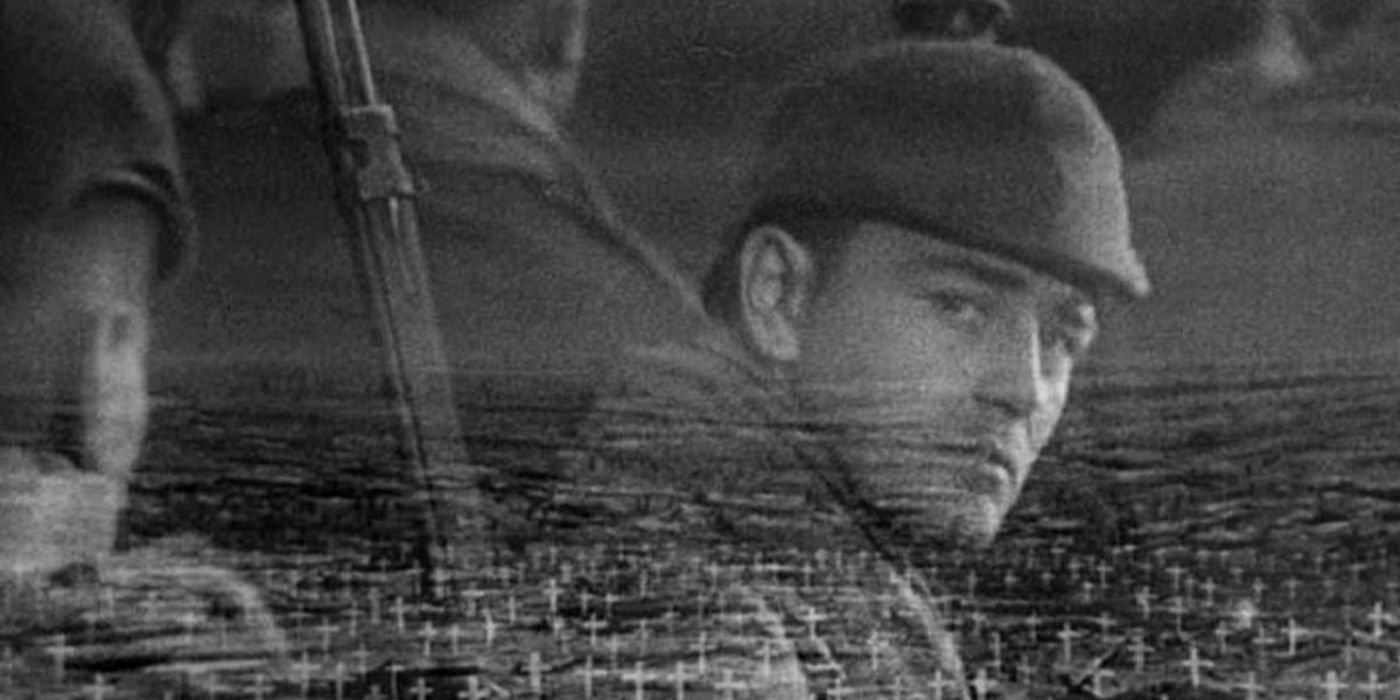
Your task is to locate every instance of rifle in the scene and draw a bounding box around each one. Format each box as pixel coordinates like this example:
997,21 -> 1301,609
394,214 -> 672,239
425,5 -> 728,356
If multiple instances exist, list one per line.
294,0 -> 483,577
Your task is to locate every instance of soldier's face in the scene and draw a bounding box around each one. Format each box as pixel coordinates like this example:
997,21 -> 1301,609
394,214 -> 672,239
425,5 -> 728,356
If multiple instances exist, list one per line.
0,202 -> 155,574
792,221 -> 1097,548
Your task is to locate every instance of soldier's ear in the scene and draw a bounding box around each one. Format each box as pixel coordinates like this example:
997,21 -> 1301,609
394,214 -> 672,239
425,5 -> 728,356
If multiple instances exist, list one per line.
532,0 -> 588,70
523,0 -> 588,116
737,225 -> 815,364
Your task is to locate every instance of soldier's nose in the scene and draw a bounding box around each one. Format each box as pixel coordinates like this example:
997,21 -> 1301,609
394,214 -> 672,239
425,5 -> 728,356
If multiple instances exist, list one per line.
974,318 -> 1046,420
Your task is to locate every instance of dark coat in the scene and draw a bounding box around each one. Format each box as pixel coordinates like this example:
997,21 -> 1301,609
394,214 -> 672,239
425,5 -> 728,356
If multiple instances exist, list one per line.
0,0 -> 189,279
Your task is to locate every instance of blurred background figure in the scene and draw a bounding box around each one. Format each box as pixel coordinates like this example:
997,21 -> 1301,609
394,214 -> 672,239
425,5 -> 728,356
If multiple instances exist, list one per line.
158,0 -> 709,392
0,0 -> 283,692
892,0 -> 1012,41
0,0 -> 185,577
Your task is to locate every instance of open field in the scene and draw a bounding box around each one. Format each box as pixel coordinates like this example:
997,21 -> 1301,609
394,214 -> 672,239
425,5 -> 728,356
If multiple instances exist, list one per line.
9,358 -> 1400,698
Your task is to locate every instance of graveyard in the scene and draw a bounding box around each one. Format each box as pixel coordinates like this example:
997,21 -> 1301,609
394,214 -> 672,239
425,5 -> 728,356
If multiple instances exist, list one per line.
6,356 -> 1400,698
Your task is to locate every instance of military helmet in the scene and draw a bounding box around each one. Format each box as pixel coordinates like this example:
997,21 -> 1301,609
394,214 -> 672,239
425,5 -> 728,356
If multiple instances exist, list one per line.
744,40 -> 1150,301
892,0 -> 1013,41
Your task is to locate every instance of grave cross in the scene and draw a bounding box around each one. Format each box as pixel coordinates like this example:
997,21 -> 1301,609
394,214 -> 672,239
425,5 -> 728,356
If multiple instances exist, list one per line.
1284,577 -> 1300,604
1166,564 -> 1185,592
82,673 -> 115,700
332,663 -> 347,700
292,652 -> 319,698
1213,624 -> 1230,654
1015,656 -> 1035,684
583,657 -> 595,700
1369,602 -> 1387,640
928,670 -> 959,700
672,661 -> 691,700
715,669 -> 746,700
49,633 -> 75,679
411,677 -> 432,700
1235,671 -> 1264,700
1251,623 -> 1274,651
529,652 -> 543,696
551,615 -> 566,647
352,646 -> 372,676
803,607 -> 829,639
420,620 -> 436,659
181,609 -> 201,646
461,587 -> 486,617
460,675 -> 486,700
1095,561 -> 1112,590
692,631 -> 709,674
1180,645 -> 1214,689
969,667 -> 994,700
827,676 -> 859,699
1095,612 -> 1115,636
393,596 -> 408,633
369,591 -> 383,625
583,616 -> 607,648
623,661 -> 647,700
1201,579 -> 1218,606
1359,670 -> 1386,700
1128,632 -> 1153,673
346,606 -> 363,638
968,609 -> 988,636
432,567 -> 450,599
868,631 -> 886,671
1057,624 -> 1083,664
1285,618 -> 1302,656
1134,588 -> 1152,620
1321,670 -> 1346,700
1167,596 -> 1186,633
1002,570 -> 1020,591
250,673 -> 273,700
544,579 -> 562,616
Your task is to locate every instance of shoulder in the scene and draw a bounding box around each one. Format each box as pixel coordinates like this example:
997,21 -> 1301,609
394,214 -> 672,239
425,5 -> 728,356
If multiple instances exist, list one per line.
593,331 -> 785,428
0,0 -> 190,279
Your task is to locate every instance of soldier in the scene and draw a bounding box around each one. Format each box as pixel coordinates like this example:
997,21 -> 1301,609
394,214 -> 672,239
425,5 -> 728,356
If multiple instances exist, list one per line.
579,39 -> 1149,694
351,0 -> 713,382
0,0 -> 283,691
0,0 -> 190,581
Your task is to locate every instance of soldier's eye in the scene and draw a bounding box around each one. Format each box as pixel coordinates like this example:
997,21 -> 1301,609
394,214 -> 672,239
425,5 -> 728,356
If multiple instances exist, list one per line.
921,290 -> 986,325
1043,324 -> 1093,361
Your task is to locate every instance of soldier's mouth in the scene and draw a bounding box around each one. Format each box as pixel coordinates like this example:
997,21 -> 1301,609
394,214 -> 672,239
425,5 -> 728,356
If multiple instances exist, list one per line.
0,445 -> 83,478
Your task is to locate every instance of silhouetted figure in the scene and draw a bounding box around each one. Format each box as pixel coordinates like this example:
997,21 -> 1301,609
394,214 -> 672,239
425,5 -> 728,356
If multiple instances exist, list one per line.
893,0 -> 1013,42
0,0 -> 284,693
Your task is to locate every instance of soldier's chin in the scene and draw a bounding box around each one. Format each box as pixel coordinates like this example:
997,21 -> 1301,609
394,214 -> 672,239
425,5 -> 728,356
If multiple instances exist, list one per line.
877,492 -> 1004,550
0,447 -> 124,576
